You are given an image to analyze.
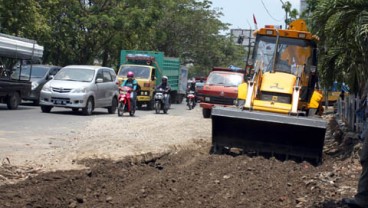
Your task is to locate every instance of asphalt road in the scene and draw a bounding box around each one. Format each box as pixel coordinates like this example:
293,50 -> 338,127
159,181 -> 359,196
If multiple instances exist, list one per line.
0,101 -> 190,139
0,100 -> 193,165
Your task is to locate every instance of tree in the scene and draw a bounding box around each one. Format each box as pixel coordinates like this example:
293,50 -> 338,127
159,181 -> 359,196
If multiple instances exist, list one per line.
0,0 -> 246,74
280,1 -> 299,27
312,0 -> 368,93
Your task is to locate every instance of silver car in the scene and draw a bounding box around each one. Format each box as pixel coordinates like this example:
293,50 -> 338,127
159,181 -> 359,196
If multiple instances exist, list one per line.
39,65 -> 119,115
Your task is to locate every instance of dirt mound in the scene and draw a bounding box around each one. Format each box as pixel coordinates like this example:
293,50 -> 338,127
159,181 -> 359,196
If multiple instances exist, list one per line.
0,111 -> 364,208
0,138 -> 362,208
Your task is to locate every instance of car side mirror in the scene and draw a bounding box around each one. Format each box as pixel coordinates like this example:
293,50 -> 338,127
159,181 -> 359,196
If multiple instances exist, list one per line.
96,78 -> 103,83
48,75 -> 54,80
152,76 -> 156,81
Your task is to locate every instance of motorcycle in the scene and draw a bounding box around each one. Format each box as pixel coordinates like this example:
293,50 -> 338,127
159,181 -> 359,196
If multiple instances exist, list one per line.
186,90 -> 196,110
154,88 -> 169,114
117,86 -> 135,117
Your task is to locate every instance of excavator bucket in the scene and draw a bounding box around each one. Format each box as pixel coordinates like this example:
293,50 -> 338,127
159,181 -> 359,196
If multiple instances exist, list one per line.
211,107 -> 327,163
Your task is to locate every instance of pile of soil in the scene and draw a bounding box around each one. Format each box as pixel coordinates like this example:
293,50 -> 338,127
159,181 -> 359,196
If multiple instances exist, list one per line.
0,112 -> 364,208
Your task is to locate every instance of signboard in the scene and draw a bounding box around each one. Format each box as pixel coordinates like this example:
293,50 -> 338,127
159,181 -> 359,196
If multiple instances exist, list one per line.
230,29 -> 256,46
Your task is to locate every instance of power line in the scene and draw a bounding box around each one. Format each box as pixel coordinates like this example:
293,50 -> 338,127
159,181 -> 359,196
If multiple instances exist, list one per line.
260,0 -> 284,22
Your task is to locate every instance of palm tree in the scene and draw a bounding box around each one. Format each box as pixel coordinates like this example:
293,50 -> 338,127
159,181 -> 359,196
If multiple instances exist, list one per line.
311,0 -> 368,94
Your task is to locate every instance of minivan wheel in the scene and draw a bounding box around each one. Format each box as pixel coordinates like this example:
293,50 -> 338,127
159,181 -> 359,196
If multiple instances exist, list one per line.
108,97 -> 118,114
82,97 -> 94,115
41,105 -> 53,113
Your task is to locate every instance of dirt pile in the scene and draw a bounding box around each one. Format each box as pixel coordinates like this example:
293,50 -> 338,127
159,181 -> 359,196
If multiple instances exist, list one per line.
0,112 -> 365,208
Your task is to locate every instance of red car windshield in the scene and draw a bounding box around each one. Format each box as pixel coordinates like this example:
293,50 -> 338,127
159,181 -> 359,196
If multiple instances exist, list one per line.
206,71 -> 243,87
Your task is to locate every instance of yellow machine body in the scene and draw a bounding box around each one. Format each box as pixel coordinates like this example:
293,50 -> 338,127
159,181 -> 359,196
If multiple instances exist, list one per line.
211,19 -> 327,164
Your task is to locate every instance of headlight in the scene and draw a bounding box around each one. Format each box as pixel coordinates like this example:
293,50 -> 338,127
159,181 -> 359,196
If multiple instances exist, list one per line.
31,82 -> 39,90
71,88 -> 87,93
205,97 -> 210,102
41,83 -> 51,92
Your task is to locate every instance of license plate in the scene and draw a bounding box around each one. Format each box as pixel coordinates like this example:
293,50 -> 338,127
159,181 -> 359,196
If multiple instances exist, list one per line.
54,100 -> 64,105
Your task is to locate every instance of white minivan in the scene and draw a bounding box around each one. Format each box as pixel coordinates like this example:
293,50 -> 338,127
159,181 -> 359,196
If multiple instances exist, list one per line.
39,65 -> 119,115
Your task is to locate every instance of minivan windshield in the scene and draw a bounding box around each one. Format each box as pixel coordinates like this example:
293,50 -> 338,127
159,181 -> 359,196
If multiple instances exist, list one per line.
118,66 -> 150,79
206,71 -> 243,87
54,68 -> 95,82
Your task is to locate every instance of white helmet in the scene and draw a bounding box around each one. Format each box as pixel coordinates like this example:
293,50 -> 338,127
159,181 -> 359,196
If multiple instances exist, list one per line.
162,76 -> 168,80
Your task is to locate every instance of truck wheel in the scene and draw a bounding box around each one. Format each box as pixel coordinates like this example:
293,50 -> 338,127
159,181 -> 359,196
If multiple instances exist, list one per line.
82,97 -> 94,115
147,99 -> 154,110
202,108 -> 211,118
41,105 -> 53,113
7,92 -> 20,110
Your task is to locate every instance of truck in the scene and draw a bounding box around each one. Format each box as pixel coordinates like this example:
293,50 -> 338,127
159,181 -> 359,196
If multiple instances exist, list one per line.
323,81 -> 350,105
199,67 -> 245,118
0,33 -> 44,109
210,20 -> 327,164
117,50 -> 188,109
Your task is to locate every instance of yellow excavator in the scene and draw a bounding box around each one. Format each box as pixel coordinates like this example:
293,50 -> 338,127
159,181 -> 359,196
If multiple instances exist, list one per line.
211,19 -> 327,164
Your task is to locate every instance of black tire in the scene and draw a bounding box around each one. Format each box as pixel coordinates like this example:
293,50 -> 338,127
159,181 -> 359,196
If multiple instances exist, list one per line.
72,108 -> 79,112
82,97 -> 94,115
129,109 -> 135,116
7,92 -> 20,110
202,108 -> 211,118
118,103 -> 124,117
147,99 -> 155,110
108,97 -> 118,114
33,99 -> 40,106
188,100 -> 193,110
41,105 -> 52,113
163,107 -> 168,114
155,101 -> 160,114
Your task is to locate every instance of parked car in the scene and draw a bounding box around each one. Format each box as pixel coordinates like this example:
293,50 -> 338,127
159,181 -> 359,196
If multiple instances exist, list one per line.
39,65 -> 119,115
12,64 -> 62,105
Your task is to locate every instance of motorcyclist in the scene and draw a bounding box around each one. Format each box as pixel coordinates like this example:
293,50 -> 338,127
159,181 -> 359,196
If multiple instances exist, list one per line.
121,71 -> 138,109
155,76 -> 171,109
186,79 -> 197,104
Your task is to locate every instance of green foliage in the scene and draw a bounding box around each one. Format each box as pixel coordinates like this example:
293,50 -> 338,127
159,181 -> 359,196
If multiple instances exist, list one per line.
0,0 -> 249,75
311,0 -> 368,93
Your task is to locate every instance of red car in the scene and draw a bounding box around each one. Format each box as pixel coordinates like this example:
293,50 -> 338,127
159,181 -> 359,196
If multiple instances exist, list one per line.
199,67 -> 245,118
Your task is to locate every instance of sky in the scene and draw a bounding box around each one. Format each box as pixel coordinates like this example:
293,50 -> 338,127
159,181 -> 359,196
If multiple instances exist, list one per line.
210,0 -> 301,32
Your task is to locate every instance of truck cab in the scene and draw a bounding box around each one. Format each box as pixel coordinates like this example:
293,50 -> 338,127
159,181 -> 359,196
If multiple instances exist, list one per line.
117,50 -> 187,109
0,33 -> 43,109
117,55 -> 157,109
199,67 -> 245,118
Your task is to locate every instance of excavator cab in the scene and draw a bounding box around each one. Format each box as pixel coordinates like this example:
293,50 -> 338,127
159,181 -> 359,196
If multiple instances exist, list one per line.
211,20 -> 327,164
